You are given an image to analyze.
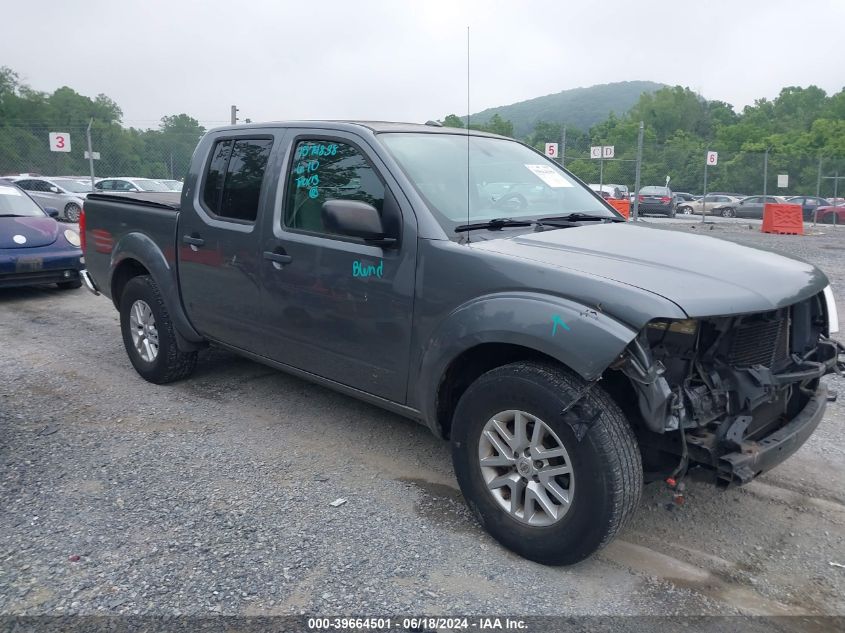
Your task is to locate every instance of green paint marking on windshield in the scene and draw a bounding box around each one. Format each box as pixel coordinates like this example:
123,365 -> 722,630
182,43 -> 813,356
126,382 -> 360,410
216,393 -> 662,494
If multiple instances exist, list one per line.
552,315 -> 570,336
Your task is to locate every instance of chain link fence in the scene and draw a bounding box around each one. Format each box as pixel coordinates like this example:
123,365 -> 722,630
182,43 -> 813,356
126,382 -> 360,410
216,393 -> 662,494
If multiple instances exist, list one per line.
0,125 -> 202,184
558,134 -> 845,204
2,123 -> 844,207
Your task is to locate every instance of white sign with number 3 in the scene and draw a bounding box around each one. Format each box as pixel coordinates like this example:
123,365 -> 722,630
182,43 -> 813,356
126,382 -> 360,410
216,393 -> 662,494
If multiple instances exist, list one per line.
49,132 -> 71,153
706,151 -> 718,166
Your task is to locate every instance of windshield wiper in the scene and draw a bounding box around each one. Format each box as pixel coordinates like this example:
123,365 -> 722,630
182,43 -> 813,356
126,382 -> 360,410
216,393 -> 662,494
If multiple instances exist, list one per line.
454,218 -> 536,233
539,213 -> 623,223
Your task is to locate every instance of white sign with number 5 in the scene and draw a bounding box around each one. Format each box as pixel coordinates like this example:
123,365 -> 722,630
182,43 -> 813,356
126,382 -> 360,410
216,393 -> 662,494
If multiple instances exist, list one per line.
49,132 -> 71,153
544,143 -> 558,158
706,151 -> 718,165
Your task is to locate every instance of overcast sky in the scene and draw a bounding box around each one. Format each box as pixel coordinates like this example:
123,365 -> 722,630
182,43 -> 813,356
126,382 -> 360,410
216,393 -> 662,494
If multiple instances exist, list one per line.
2,0 -> 843,131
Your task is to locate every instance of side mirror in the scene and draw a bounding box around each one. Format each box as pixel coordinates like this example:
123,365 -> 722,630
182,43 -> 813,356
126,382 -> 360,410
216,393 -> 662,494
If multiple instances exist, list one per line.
49,186 -> 60,193
321,199 -> 396,247
45,207 -> 59,218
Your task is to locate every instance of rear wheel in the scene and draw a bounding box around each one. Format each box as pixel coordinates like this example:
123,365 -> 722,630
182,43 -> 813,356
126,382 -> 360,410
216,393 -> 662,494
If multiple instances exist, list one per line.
668,207 -> 676,218
450,361 -> 642,565
120,275 -> 197,384
64,203 -> 81,223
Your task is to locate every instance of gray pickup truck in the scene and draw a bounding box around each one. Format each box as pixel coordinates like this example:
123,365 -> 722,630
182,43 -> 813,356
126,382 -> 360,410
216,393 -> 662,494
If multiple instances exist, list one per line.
81,121 -> 843,565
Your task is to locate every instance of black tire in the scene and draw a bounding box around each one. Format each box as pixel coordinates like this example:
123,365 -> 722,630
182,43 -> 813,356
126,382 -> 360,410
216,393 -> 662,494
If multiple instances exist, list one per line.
64,203 -> 81,223
119,275 -> 197,384
679,206 -> 693,215
57,279 -> 82,290
451,361 -> 642,565
720,207 -> 736,218
667,207 -> 676,218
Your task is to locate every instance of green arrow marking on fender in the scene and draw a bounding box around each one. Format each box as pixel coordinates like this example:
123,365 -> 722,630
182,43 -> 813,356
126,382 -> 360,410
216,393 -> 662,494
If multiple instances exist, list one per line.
552,315 -> 571,336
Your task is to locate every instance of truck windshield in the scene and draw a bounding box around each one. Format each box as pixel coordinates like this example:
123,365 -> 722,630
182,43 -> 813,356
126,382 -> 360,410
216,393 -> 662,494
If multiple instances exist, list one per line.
379,133 -> 615,232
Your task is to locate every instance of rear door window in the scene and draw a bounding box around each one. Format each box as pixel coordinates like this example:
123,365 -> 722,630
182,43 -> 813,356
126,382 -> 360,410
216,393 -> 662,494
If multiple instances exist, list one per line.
202,138 -> 273,223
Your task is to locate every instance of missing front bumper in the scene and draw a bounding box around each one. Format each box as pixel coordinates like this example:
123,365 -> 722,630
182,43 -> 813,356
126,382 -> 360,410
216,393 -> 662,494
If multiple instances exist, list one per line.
717,383 -> 827,486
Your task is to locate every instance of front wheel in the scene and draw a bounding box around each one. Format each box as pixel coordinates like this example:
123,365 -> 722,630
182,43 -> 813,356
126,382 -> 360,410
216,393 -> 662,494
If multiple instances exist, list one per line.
120,275 -> 197,384
720,207 -> 736,218
451,361 -> 643,565
680,206 -> 693,215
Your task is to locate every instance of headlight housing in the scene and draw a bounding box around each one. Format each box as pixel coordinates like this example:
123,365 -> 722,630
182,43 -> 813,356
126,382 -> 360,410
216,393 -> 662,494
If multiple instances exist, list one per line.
64,229 -> 81,247
823,285 -> 839,334
646,318 -> 699,336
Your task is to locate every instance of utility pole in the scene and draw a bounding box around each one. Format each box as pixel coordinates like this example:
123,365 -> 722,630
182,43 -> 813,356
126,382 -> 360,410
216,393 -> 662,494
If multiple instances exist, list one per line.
816,156 -> 823,198
632,121 -> 644,222
230,105 -> 239,125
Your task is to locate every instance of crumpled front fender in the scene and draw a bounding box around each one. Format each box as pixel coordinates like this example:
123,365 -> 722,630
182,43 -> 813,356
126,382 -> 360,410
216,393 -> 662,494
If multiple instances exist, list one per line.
416,291 -> 641,435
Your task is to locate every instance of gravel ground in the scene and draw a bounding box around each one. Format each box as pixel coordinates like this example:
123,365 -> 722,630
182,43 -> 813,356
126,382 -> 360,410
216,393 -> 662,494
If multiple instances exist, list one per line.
1,221 -> 844,618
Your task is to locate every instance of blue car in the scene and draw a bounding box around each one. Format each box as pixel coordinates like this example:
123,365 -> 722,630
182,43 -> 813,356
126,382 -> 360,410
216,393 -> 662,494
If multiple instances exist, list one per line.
0,179 -> 84,289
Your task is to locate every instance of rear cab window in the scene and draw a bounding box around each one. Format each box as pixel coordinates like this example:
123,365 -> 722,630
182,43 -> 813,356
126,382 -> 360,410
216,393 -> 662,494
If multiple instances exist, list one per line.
201,137 -> 273,223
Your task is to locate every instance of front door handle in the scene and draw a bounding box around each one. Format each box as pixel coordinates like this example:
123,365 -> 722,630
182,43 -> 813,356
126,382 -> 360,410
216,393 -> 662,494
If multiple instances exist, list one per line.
263,251 -> 293,265
183,235 -> 205,247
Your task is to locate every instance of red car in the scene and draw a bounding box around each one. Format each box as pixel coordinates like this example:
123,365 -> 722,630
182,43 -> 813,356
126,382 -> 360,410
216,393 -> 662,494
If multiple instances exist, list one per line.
814,204 -> 845,224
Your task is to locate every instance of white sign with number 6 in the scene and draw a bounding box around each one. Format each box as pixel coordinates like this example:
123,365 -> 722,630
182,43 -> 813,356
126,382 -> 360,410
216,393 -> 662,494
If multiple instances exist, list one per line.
706,151 -> 718,165
49,132 -> 71,153
590,146 -> 602,159
544,143 -> 558,158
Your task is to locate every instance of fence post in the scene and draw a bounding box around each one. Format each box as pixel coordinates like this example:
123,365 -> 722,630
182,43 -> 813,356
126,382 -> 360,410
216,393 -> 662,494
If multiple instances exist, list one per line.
763,147 -> 768,200
85,118 -> 96,192
560,126 -> 566,167
632,121 -> 643,222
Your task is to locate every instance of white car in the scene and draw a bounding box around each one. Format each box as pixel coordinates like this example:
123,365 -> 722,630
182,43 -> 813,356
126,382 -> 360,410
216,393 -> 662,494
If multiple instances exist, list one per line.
11,176 -> 91,222
94,177 -> 171,193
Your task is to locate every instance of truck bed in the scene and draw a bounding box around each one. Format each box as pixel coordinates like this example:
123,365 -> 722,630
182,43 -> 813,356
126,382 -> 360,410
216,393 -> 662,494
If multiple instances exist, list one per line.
83,192 -> 182,305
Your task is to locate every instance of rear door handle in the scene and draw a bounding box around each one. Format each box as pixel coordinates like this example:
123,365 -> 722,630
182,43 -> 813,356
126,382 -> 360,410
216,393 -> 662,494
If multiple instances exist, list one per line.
263,251 -> 293,264
183,235 -> 205,247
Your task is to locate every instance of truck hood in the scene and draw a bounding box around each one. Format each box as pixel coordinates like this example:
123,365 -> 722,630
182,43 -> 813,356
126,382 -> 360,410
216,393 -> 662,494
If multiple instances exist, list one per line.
0,216 -> 59,249
473,223 -> 828,317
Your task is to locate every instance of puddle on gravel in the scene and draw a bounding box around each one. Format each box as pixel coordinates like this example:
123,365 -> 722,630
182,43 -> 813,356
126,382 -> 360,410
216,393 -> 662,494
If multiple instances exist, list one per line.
398,477 -> 477,534
605,540 -> 810,616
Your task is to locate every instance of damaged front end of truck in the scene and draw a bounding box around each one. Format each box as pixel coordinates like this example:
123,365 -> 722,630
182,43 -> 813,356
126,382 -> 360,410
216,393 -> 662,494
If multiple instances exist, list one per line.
613,287 -> 843,487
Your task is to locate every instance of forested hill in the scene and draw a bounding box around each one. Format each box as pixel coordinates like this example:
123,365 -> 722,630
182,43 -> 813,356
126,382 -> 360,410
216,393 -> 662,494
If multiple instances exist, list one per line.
465,80 -> 665,135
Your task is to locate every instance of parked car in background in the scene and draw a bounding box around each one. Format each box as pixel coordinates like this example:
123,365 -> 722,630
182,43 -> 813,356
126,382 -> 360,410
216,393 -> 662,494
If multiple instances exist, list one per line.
0,180 -> 83,289
674,192 -> 695,204
589,184 -> 626,200
10,176 -> 89,222
787,196 -> 833,220
95,177 -> 171,193
721,195 -> 790,219
160,179 -> 184,192
814,204 -> 845,224
677,193 -> 740,216
636,185 -> 676,216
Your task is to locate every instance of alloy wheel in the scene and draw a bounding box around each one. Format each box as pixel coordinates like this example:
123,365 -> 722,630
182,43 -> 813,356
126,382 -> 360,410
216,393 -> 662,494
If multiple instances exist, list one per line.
129,299 -> 159,362
478,409 -> 575,527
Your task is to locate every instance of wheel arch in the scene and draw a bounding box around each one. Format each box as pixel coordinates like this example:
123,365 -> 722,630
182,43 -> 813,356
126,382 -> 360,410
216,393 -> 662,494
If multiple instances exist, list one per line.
109,232 -> 204,349
416,292 -> 640,438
